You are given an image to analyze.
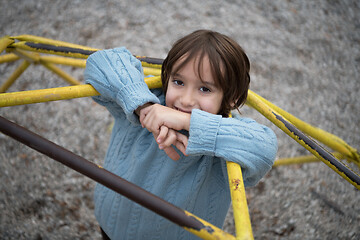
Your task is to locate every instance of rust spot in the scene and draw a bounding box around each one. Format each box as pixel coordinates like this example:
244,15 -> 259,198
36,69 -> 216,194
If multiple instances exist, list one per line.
232,179 -> 241,191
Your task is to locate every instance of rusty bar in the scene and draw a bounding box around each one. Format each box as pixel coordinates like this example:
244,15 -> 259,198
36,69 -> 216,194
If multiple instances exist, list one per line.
0,116 -> 234,240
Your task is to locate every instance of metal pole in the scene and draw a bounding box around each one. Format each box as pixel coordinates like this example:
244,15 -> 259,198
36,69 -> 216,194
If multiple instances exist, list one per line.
0,116 -> 235,240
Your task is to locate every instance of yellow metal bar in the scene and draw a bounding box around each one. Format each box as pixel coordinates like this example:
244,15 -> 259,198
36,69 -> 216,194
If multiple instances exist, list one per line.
40,56 -> 86,68
135,56 -> 163,69
0,53 -> 20,64
0,84 -> 99,106
249,90 -> 359,164
0,60 -> 31,93
140,61 -> 162,69
145,76 -> 162,89
39,56 -> 162,76
0,36 -> 14,53
11,35 -> 99,51
226,161 -> 253,240
246,91 -> 360,189
34,56 -> 160,79
0,76 -> 162,107
41,61 -> 82,85
9,41 -> 94,59
11,49 -> 40,62
184,210 -> 236,240
143,67 -> 161,76
274,152 -> 345,166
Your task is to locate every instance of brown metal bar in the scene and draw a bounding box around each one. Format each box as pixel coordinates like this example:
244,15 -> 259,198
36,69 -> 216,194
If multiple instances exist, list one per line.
0,116 -> 234,239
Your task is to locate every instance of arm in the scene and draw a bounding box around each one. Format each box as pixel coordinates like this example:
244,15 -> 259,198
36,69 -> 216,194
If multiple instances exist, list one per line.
186,109 -> 278,187
84,47 -> 160,122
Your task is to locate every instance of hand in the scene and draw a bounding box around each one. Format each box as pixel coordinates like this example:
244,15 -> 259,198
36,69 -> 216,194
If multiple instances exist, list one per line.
157,126 -> 188,159
136,104 -> 189,161
138,104 -> 191,136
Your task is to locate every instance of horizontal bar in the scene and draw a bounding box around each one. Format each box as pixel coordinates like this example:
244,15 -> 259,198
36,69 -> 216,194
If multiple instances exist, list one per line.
0,84 -> 99,106
11,34 -> 99,51
0,53 -> 20,64
38,56 -> 161,76
10,41 -> 95,59
0,116 -> 235,240
0,77 -> 162,107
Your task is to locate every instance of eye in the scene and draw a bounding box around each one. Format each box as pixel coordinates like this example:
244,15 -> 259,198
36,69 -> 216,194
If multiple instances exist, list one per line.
173,79 -> 184,86
200,86 -> 211,93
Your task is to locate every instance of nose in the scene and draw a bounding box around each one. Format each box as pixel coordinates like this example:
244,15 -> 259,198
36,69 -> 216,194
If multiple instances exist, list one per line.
180,89 -> 196,108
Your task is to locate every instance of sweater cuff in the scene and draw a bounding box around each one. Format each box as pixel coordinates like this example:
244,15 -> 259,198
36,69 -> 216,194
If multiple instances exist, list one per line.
116,81 -> 160,124
186,109 -> 221,156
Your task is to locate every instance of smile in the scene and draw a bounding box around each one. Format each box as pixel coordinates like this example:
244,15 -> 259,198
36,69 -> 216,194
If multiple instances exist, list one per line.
174,107 -> 192,114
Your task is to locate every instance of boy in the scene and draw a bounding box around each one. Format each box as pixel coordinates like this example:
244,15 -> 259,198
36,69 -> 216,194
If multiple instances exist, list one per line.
85,30 -> 277,239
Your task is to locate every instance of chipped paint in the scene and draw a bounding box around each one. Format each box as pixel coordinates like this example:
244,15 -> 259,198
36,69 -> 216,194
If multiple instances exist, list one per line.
25,42 -> 96,56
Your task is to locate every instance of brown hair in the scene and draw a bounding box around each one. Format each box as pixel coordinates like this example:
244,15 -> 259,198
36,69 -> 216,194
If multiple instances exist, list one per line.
161,29 -> 250,117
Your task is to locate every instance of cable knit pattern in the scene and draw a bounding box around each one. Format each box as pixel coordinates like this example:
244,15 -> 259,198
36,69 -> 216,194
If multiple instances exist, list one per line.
85,48 -> 277,240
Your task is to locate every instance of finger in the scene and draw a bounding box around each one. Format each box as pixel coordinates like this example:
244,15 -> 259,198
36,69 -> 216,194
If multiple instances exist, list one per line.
160,130 -> 177,149
164,146 -> 180,161
157,126 -> 169,144
176,132 -> 189,149
175,133 -> 188,156
138,104 -> 151,127
142,111 -> 161,135
175,140 -> 187,156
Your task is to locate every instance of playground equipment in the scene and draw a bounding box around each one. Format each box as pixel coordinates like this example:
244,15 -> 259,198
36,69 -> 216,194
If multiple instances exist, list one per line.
0,35 -> 359,240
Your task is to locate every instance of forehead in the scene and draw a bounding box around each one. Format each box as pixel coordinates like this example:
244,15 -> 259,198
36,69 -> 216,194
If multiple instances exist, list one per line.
172,54 -> 218,84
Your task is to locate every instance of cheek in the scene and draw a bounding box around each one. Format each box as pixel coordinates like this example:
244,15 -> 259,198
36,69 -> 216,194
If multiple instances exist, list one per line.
165,88 -> 175,108
200,97 -> 222,114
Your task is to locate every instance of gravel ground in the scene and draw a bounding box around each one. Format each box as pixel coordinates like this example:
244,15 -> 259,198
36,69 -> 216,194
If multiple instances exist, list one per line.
0,0 -> 359,239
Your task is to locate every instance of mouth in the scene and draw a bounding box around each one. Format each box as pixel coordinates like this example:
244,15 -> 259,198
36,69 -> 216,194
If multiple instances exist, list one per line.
174,107 -> 192,114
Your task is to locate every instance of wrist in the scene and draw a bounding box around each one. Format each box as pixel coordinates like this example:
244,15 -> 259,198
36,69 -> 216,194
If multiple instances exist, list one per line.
182,112 -> 191,131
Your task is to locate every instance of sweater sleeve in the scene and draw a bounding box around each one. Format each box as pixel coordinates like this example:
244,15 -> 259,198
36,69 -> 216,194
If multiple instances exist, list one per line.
186,109 -> 278,187
84,47 -> 160,124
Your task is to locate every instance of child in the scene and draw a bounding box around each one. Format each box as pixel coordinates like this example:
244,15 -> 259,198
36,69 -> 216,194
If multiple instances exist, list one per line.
85,30 -> 277,240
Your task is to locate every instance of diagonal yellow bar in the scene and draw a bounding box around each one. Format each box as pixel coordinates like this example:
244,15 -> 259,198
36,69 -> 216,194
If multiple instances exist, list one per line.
246,91 -> 360,190
273,152 -> 344,166
227,161 -> 254,240
41,61 -> 82,85
0,60 -> 31,93
0,36 -> 14,53
11,48 -> 40,62
249,90 -> 359,165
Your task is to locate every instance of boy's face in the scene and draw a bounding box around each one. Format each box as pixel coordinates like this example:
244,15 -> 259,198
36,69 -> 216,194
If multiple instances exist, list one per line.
165,55 -> 224,115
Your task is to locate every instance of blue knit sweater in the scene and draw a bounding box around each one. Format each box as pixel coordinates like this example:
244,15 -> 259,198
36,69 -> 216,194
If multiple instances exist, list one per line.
85,47 -> 277,240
